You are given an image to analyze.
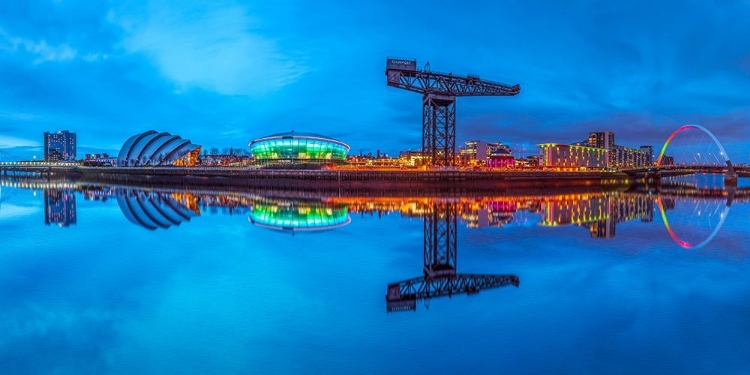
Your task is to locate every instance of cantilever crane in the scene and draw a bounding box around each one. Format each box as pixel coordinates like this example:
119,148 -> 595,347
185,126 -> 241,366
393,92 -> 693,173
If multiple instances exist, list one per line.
385,58 -> 520,167
386,202 -> 519,312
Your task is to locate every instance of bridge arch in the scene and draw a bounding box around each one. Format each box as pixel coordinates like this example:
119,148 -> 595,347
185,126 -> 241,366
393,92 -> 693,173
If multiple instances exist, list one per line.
656,124 -> 731,167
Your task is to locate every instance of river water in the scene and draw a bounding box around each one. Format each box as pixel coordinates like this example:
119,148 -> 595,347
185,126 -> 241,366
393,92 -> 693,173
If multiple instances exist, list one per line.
0,176 -> 749,374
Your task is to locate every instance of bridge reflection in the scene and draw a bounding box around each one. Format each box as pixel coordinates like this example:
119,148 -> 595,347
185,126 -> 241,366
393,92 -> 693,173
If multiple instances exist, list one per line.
0,178 -> 747,249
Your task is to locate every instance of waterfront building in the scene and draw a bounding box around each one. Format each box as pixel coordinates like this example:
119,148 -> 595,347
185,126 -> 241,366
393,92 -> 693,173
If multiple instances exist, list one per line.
44,130 -> 77,161
588,131 -> 615,150
538,143 -> 607,170
398,150 -> 427,167
459,141 -> 512,167
640,146 -> 654,165
117,130 -> 202,167
587,132 -> 614,166
609,145 -> 652,169
248,131 -> 350,164
581,131 -> 653,169
487,148 -> 515,168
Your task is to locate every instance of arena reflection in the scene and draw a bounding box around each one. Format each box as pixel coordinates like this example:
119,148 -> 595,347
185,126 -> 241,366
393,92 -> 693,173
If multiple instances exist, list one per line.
247,197 -> 351,233
1,178 -> 747,248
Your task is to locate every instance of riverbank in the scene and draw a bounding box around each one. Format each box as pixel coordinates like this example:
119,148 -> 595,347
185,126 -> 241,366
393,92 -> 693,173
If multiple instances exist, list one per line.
68,167 -> 630,191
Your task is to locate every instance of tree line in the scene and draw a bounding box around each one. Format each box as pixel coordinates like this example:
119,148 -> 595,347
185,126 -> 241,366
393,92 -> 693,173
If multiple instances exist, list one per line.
202,147 -> 251,157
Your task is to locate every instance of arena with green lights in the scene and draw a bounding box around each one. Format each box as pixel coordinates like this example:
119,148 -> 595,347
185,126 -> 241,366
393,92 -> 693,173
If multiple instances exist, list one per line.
248,131 -> 350,163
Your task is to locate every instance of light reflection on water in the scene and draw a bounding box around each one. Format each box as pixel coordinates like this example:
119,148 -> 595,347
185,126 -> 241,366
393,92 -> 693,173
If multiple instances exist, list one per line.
0,178 -> 749,374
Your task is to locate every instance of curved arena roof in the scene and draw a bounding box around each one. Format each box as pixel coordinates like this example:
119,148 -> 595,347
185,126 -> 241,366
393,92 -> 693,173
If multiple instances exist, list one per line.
248,131 -> 350,161
117,130 -> 201,167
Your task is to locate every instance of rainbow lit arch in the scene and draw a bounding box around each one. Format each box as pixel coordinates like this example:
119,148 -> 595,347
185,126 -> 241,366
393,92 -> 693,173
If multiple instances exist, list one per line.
657,196 -> 730,249
656,124 -> 731,166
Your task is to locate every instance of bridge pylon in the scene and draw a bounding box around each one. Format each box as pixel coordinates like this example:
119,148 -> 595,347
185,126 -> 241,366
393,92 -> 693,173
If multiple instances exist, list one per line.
725,161 -> 738,186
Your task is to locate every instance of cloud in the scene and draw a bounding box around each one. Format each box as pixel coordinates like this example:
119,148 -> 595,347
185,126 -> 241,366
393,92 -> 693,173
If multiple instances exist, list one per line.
115,1 -> 308,96
0,110 -> 39,122
0,135 -> 39,148
0,29 -> 77,63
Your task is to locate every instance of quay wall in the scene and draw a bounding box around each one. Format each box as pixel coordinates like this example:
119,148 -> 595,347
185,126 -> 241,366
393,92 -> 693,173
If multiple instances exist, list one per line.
69,167 -> 630,191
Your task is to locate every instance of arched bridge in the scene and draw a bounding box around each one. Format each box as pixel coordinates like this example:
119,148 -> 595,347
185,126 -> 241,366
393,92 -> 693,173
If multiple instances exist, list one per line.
628,124 -> 744,184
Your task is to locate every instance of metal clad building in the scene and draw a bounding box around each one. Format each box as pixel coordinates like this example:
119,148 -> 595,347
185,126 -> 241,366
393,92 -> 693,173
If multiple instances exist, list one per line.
117,130 -> 202,167
248,131 -> 350,163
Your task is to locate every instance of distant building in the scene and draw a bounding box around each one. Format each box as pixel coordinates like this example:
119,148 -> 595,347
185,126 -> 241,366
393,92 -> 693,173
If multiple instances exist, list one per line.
588,131 -> 615,150
201,154 -> 251,167
581,131 -> 653,169
459,140 -> 513,167
588,132 -> 614,166
84,153 -> 109,160
487,148 -> 515,168
44,130 -> 77,161
398,150 -> 426,166
538,143 -> 607,170
661,155 -> 675,166
610,145 -> 652,169
640,146 -> 654,165
515,155 -> 540,169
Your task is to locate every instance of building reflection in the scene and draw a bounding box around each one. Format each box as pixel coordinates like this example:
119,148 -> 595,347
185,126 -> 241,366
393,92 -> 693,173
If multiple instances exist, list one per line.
247,197 -> 351,233
44,188 -> 76,227
1,177 -> 747,247
331,192 -> 656,238
540,193 -> 655,238
386,201 -> 519,312
115,188 -> 200,230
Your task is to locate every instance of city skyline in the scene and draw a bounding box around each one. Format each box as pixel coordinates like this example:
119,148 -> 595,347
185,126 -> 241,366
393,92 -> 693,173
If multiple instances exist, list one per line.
1,1 -> 749,162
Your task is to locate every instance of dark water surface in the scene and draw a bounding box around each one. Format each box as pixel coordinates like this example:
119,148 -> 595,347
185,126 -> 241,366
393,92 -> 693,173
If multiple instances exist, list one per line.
1,177 -> 749,374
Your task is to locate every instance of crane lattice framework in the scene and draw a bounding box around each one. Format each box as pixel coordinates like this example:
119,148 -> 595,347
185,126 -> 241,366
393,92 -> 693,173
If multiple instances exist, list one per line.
386,202 -> 519,312
385,58 -> 520,166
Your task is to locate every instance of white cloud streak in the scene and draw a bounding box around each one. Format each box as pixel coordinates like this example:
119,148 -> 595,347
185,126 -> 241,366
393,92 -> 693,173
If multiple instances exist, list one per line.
0,29 -> 77,63
114,1 -> 308,96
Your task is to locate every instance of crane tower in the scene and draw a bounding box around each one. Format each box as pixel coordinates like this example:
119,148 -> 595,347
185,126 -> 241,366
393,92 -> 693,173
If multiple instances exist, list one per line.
385,58 -> 520,167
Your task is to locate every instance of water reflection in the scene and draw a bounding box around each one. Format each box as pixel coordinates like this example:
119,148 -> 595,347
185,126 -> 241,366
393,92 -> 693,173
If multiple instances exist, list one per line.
43,188 -> 76,227
116,188 -> 200,230
657,194 -> 732,249
335,193 -> 656,238
1,178 -> 748,250
386,201 -> 519,312
248,197 -> 351,233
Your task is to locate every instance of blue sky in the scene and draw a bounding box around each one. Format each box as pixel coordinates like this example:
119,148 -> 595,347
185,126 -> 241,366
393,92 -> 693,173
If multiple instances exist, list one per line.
1,0 -> 749,161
